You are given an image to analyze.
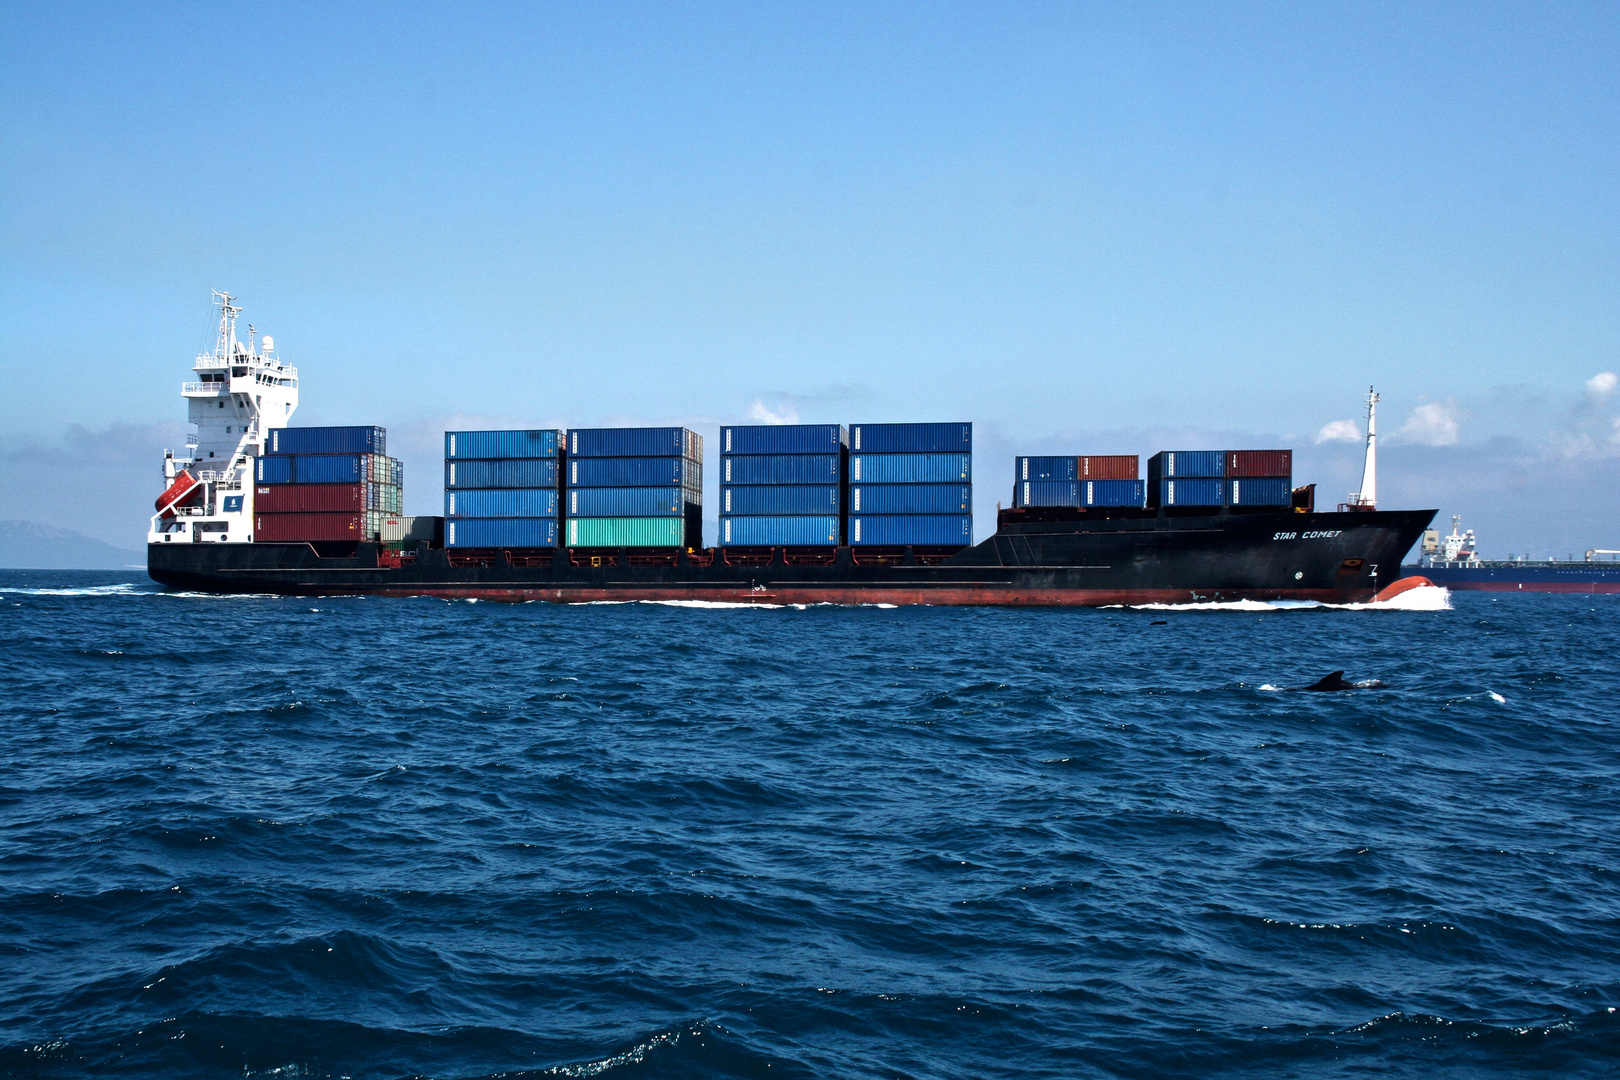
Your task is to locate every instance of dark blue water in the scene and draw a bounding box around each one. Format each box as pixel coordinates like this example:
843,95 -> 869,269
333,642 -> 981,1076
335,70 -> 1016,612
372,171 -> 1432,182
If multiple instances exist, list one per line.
2,570 -> 1617,1079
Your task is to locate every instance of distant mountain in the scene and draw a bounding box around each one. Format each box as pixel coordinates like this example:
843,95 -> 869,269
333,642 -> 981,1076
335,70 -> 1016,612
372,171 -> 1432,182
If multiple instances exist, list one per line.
0,521 -> 143,569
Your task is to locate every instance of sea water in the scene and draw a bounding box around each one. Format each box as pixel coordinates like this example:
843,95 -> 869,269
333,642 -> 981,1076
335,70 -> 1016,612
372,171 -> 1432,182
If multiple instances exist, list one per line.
1,570 -> 1617,1078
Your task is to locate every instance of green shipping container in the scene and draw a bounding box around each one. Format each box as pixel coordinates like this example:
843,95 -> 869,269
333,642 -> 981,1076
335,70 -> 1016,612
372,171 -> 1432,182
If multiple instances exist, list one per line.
566,516 -> 686,547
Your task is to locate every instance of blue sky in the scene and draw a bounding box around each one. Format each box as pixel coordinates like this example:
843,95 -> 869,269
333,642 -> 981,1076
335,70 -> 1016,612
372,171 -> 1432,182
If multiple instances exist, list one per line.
2,2 -> 1617,554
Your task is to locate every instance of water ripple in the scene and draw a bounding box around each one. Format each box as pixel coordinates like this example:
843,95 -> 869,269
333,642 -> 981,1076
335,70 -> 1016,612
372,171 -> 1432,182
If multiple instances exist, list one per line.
1,570 -> 1617,1078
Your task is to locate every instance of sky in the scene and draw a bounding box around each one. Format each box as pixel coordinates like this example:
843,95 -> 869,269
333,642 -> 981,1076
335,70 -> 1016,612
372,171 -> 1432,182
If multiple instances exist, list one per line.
1,1 -> 1616,556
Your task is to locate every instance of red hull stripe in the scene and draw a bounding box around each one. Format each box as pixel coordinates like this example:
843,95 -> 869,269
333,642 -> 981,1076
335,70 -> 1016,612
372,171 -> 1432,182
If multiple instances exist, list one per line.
328,585 -> 1375,606
1437,582 -> 1620,594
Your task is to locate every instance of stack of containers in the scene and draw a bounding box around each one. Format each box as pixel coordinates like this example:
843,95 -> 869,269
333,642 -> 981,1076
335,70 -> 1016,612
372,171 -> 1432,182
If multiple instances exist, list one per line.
1146,450 -> 1226,507
1012,455 -> 1143,508
847,423 -> 973,547
565,427 -> 702,548
1147,449 -> 1295,508
444,429 -> 563,548
1225,449 -> 1294,507
254,426 -> 403,541
718,424 -> 845,546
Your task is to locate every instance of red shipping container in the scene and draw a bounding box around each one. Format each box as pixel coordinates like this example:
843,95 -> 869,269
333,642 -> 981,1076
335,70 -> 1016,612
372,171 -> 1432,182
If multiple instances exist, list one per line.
1225,449 -> 1292,478
1077,455 -> 1139,480
255,483 -> 366,513
254,512 -> 366,542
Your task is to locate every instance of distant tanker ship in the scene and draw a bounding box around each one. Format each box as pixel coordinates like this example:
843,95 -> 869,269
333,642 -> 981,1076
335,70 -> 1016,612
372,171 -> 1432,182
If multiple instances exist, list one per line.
1403,517 -> 1620,594
147,294 -> 1434,605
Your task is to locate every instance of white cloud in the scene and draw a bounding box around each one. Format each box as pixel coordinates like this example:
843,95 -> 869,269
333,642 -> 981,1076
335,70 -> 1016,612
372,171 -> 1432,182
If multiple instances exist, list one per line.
1394,401 -> 1461,446
1587,371 -> 1618,396
1315,419 -> 1362,444
747,399 -> 799,425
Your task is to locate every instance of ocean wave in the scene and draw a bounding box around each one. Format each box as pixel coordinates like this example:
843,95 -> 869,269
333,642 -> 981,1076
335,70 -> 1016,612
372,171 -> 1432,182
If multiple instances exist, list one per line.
0,1012 -> 782,1080
3,578 -> 1615,1080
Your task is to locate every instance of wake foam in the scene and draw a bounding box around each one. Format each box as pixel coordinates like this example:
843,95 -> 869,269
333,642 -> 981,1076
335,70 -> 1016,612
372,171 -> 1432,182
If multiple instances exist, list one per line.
0,583 -> 289,601
631,600 -> 787,609
580,599 -> 898,610
0,583 -> 150,597
1120,585 -> 1452,613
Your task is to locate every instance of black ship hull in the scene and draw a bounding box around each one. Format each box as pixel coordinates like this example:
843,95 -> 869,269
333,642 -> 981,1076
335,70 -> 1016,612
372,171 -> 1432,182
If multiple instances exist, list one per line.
149,508 -> 1435,606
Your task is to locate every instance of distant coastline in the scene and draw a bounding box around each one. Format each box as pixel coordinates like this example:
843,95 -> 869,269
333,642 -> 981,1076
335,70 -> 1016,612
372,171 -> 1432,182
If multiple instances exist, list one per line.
0,520 -> 143,570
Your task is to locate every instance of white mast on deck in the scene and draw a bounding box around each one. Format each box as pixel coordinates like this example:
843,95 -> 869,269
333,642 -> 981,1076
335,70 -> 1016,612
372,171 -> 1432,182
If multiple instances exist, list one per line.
214,289 -> 241,358
1348,387 -> 1378,510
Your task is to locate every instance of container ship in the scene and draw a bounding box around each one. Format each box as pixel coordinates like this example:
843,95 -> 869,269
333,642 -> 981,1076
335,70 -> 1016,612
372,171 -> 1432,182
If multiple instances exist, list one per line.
147,294 -> 1434,605
1401,516 -> 1620,594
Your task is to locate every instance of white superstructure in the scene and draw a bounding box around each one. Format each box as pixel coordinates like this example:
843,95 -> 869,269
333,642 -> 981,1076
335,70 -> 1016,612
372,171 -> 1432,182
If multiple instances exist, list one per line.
1418,515 -> 1479,567
148,291 -> 298,544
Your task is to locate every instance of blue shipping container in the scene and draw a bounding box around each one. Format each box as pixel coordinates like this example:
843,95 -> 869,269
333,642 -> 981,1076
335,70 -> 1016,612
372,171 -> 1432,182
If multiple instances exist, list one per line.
567,487 -> 690,517
1227,477 -> 1293,506
291,454 -> 367,485
1016,456 -> 1078,481
720,424 -> 846,454
446,517 -> 560,548
255,453 -> 395,485
721,454 -> 841,485
281,454 -> 395,486
444,429 -> 562,460
445,489 -> 559,518
255,455 -> 293,484
849,514 -> 973,546
850,483 -> 972,514
1156,478 -> 1226,506
1013,481 -> 1080,508
567,456 -> 699,488
849,423 -> 972,453
266,426 -> 386,456
446,458 -> 559,489
721,485 -> 840,515
568,427 -> 701,461
1082,479 -> 1146,507
719,516 -> 840,546
1149,450 -> 1225,479
849,453 -> 971,484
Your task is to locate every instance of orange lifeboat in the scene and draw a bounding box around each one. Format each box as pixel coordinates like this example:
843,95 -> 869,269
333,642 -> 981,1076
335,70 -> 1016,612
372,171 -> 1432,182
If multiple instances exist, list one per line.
155,469 -> 202,517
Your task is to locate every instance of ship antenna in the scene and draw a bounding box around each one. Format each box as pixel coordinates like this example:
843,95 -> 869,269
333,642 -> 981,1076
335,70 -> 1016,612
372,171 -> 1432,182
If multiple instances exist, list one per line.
1352,386 -> 1378,510
212,290 -> 241,358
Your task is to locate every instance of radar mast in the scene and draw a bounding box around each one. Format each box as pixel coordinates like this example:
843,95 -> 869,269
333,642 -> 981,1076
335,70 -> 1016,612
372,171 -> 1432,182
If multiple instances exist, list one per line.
1346,387 -> 1378,510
